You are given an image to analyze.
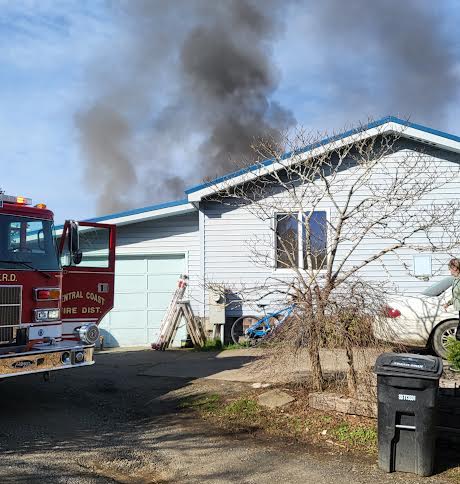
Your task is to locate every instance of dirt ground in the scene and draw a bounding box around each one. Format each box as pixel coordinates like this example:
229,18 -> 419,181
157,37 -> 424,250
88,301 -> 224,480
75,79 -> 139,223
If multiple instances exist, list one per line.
0,348 -> 457,483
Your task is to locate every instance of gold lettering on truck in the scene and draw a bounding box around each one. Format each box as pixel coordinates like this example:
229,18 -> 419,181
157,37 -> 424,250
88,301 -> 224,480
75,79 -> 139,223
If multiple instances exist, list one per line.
0,274 -> 17,282
82,307 -> 101,314
62,307 -> 77,315
85,292 -> 105,305
62,291 -> 84,302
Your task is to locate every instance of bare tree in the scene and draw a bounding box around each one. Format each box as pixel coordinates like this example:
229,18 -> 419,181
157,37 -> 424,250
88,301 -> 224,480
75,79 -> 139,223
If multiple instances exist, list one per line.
207,120 -> 460,392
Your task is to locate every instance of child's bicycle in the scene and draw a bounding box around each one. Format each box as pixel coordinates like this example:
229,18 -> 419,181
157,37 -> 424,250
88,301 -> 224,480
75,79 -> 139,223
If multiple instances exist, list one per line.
230,303 -> 295,345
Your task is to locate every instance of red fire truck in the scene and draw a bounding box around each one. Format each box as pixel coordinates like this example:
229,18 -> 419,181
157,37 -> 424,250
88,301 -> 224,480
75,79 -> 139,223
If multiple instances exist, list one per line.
0,193 -> 116,379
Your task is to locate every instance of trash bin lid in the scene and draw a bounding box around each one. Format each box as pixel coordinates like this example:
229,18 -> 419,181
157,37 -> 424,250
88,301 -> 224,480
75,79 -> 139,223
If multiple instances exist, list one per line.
373,353 -> 443,379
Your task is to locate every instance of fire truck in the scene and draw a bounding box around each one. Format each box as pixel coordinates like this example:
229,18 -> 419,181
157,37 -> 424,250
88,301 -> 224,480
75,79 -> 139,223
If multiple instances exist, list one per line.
0,193 -> 116,379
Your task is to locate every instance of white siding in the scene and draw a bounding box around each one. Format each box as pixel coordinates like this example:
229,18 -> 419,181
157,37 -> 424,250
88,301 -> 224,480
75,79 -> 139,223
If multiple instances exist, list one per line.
114,212 -> 201,316
202,145 -> 460,317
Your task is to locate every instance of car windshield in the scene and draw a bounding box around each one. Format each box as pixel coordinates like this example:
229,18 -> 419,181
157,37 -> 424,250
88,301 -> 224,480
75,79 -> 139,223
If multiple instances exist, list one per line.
0,214 -> 60,271
421,276 -> 454,297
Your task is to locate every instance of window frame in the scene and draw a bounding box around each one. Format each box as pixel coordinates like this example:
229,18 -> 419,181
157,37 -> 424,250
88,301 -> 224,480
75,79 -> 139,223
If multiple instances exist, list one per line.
273,209 -> 329,272
58,221 -> 116,273
274,212 -> 300,270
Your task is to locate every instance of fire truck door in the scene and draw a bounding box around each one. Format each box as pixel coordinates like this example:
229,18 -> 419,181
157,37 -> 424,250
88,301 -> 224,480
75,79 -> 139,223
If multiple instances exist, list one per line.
59,221 -> 116,338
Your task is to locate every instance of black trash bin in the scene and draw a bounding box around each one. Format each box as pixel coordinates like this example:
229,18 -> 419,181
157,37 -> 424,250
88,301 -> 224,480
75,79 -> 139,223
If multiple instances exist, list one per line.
373,352 -> 443,477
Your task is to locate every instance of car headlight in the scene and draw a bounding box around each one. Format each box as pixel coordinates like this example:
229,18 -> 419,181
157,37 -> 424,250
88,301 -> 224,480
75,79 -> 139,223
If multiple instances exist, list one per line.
34,308 -> 60,322
77,323 -> 99,344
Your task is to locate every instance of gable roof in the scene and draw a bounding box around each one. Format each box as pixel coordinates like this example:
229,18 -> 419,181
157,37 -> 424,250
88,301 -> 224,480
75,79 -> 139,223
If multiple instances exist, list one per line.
65,116 -> 460,227
185,116 -> 460,202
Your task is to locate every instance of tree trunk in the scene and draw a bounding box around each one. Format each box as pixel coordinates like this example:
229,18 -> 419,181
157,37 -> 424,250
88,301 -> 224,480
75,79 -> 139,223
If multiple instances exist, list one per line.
308,316 -> 324,391
344,319 -> 358,397
309,343 -> 325,391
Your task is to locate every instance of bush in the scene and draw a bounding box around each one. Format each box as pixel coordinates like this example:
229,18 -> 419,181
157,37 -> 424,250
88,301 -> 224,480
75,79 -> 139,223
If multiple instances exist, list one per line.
320,312 -> 377,349
446,337 -> 460,370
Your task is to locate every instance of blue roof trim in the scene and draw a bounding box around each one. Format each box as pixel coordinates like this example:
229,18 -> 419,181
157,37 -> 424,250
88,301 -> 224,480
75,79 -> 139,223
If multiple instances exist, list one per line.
85,198 -> 190,223
55,198 -> 191,229
185,116 -> 460,195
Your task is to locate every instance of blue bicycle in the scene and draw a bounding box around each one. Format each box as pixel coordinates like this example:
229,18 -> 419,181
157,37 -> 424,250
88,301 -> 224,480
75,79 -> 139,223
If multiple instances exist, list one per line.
230,304 -> 296,345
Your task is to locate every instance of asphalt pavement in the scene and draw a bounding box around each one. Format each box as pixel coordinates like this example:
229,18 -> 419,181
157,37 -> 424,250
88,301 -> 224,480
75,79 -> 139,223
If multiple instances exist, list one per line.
0,348 -> 455,483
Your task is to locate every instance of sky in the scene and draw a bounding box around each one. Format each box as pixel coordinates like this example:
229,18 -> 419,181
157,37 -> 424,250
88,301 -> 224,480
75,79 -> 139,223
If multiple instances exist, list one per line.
0,0 -> 459,224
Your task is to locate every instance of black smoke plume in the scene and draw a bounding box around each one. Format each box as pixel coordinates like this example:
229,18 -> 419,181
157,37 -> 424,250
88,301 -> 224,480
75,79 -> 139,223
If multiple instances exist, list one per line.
305,0 -> 457,125
77,0 -> 457,215
76,0 -> 294,214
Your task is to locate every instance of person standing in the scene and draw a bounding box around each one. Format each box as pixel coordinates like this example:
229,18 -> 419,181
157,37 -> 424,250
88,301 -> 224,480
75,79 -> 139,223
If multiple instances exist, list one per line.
443,258 -> 460,340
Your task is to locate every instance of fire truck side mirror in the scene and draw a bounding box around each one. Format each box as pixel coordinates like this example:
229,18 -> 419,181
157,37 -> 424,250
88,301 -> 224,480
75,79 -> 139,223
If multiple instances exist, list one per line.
72,250 -> 83,265
69,221 -> 82,265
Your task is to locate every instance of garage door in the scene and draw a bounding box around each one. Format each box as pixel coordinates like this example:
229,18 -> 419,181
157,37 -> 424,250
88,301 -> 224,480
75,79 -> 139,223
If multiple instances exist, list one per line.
99,254 -> 186,347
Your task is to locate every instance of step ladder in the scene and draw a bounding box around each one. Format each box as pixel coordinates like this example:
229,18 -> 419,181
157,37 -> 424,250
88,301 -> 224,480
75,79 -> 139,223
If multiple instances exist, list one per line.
151,275 -> 206,350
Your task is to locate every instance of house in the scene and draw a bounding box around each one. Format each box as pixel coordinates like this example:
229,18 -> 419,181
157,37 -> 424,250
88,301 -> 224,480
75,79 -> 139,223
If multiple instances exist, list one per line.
78,116 -> 460,347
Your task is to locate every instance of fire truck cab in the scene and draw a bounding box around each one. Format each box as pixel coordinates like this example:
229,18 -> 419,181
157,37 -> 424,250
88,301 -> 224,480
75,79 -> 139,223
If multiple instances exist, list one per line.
0,193 -> 116,378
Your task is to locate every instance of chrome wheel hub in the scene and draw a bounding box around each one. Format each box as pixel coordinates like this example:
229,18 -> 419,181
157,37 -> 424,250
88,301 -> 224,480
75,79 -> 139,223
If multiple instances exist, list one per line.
441,326 -> 457,349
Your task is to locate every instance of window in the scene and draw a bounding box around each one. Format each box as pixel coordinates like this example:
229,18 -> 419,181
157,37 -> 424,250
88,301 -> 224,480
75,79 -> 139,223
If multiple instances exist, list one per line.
78,227 -> 110,268
0,215 -> 60,271
275,211 -> 327,270
8,222 -> 21,251
276,213 -> 298,268
61,226 -> 111,268
304,211 -> 327,270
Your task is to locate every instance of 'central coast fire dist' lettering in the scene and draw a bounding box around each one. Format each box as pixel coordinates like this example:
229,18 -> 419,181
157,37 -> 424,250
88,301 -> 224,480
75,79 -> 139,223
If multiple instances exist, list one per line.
62,291 -> 105,305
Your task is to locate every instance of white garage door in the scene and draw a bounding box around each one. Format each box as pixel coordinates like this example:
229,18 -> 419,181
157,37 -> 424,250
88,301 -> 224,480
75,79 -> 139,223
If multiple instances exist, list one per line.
99,254 -> 186,347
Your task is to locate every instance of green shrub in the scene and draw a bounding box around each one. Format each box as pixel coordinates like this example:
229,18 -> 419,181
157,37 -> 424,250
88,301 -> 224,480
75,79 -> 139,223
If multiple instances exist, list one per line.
446,337 -> 460,370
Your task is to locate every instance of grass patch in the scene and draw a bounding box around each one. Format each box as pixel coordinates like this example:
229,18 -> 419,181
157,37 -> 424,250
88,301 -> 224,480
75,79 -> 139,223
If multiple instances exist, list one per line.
194,339 -> 223,351
179,388 -> 378,456
214,397 -> 263,432
319,415 -> 332,424
191,339 -> 259,351
223,398 -> 260,419
223,342 -> 251,350
334,423 -> 377,450
193,340 -> 252,351
179,394 -> 221,412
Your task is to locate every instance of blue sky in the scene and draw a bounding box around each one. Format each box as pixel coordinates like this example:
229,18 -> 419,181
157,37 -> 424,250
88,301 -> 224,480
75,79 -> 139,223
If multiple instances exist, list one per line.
1,1 -> 459,224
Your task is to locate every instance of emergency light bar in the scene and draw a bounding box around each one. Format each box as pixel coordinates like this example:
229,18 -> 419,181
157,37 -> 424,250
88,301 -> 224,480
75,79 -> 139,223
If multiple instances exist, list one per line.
0,194 -> 32,207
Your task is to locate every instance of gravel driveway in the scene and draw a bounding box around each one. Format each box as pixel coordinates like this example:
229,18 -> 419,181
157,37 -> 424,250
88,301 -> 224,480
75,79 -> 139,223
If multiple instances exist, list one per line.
0,348 -> 455,483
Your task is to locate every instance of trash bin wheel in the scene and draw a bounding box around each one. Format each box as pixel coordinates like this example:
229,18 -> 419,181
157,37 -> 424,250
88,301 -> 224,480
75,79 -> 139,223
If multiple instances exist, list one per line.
431,319 -> 458,358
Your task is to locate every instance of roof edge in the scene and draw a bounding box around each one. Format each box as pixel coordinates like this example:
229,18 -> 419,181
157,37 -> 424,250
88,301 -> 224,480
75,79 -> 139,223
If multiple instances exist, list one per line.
55,198 -> 191,229
85,198 -> 190,223
185,116 -> 460,195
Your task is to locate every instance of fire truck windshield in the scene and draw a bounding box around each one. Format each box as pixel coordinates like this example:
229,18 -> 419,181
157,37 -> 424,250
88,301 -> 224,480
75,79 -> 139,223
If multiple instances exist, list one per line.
0,214 -> 60,271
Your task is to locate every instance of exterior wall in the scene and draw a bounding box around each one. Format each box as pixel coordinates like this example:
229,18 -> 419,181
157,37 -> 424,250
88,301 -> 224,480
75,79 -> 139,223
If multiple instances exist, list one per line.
114,212 -> 201,316
202,144 -> 460,317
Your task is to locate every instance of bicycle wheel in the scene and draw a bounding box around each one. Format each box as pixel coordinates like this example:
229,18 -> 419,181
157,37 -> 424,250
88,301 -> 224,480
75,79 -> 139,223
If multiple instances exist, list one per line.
231,315 -> 259,345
